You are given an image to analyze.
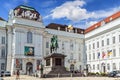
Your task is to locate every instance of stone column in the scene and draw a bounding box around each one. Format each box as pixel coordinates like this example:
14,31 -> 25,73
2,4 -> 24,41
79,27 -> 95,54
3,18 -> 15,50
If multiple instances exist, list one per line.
11,27 -> 16,75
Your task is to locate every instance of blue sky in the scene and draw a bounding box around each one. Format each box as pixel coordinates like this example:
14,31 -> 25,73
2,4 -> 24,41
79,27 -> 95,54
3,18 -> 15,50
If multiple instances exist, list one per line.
0,0 -> 120,29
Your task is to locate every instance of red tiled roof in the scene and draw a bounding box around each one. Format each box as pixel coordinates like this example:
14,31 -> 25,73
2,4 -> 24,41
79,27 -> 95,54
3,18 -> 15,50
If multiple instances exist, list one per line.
85,11 -> 120,33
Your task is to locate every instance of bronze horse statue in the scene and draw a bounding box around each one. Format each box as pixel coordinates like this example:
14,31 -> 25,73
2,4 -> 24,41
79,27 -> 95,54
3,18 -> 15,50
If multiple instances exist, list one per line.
50,35 -> 58,53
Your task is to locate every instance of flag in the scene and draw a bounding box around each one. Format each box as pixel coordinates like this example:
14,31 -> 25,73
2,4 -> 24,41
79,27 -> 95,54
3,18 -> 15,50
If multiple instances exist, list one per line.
97,52 -> 100,59
108,50 -> 112,56
102,52 -> 105,58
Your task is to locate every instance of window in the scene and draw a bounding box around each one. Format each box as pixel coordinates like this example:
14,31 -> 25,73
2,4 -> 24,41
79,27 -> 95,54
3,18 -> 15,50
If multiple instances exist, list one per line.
79,53 -> 81,61
93,65 -> 95,70
119,35 -> 120,42
93,53 -> 95,60
27,31 -> 33,43
1,37 -> 5,44
46,42 -> 49,48
89,44 -> 91,50
89,54 -> 91,61
113,49 -> 116,57
70,53 -> 73,60
93,43 -> 95,49
102,40 -> 104,46
62,42 -> 64,50
1,63 -> 5,70
97,41 -> 99,48
112,36 -> 115,44
107,38 -> 109,45
119,48 -> 120,56
79,44 -> 81,51
113,63 -> 116,70
1,47 -> 5,57
97,64 -> 99,70
70,43 -> 73,50
107,63 -> 110,70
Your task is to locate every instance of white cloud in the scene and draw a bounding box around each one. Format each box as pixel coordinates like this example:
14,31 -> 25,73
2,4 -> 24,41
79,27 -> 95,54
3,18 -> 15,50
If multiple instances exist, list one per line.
45,0 -> 120,24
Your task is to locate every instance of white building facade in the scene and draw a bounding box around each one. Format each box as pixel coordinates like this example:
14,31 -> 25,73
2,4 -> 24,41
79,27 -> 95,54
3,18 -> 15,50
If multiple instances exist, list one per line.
0,18 -> 7,72
85,11 -> 120,73
0,5 -> 119,75
0,5 -> 85,75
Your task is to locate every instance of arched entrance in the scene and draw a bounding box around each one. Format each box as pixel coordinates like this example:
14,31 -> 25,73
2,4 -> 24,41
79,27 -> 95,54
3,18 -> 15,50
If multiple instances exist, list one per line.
70,64 -> 74,73
26,62 -> 33,75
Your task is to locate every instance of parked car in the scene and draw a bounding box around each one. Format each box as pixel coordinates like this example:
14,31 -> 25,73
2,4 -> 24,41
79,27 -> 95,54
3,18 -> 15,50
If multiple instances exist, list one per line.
3,71 -> 11,76
108,71 -> 120,77
0,71 -> 4,77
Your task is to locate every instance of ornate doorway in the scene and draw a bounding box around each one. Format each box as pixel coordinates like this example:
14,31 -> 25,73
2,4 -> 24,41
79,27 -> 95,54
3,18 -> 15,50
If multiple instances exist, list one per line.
26,62 -> 33,75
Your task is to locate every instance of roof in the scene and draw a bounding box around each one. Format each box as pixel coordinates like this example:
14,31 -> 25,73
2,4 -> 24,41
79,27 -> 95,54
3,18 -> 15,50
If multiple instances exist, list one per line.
46,23 -> 85,34
85,11 -> 120,33
14,5 -> 36,11
0,17 -> 5,21
44,53 -> 66,59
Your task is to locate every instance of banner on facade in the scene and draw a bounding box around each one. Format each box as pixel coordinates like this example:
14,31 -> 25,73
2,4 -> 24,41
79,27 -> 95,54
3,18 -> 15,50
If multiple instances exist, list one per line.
24,46 -> 34,56
16,59 -> 22,70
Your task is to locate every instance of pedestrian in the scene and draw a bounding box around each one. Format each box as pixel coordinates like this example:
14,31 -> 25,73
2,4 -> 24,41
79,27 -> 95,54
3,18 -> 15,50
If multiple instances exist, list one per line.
16,70 -> 20,80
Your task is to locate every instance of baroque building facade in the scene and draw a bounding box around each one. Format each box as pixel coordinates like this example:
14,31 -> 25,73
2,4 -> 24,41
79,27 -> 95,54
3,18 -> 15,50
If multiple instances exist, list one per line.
0,5 -> 86,75
0,5 -> 120,75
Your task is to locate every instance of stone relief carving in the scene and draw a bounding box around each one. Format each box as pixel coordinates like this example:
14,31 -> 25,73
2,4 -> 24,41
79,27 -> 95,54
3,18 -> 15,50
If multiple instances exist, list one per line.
14,8 -> 42,22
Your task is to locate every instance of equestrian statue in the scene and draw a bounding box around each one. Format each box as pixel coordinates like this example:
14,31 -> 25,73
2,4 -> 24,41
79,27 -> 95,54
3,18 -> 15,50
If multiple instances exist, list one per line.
50,35 -> 58,53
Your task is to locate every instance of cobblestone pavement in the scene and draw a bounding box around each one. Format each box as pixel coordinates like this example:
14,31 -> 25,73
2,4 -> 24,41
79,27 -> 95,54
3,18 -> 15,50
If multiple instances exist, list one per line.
2,75 -> 120,80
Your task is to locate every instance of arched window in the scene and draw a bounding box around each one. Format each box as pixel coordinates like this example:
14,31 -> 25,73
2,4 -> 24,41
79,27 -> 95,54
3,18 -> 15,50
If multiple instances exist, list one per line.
27,31 -> 33,43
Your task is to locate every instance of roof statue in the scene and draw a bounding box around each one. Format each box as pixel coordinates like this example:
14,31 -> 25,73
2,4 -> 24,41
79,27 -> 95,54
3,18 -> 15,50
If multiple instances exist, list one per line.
68,25 -> 73,30
13,5 -> 42,22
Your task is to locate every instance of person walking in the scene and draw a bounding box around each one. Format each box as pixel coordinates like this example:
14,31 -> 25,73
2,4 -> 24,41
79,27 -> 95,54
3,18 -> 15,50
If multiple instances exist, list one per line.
16,70 -> 20,80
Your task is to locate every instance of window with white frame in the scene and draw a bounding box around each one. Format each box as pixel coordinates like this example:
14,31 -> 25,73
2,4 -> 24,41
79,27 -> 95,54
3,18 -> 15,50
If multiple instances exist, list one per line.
27,31 -> 33,43
62,42 -> 64,50
107,63 -> 110,70
79,53 -> 81,61
107,38 -> 109,45
113,49 -> 116,57
119,35 -> 120,42
97,41 -> 99,48
102,40 -> 104,46
70,43 -> 73,50
70,53 -> 73,60
119,48 -> 120,56
89,44 -> 91,50
46,42 -> 49,48
93,65 -> 95,70
93,43 -> 95,49
97,64 -> 99,70
1,37 -> 5,44
1,63 -> 5,70
112,36 -> 115,44
79,44 -> 81,51
1,47 -> 5,57
113,63 -> 116,70
89,54 -> 91,61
